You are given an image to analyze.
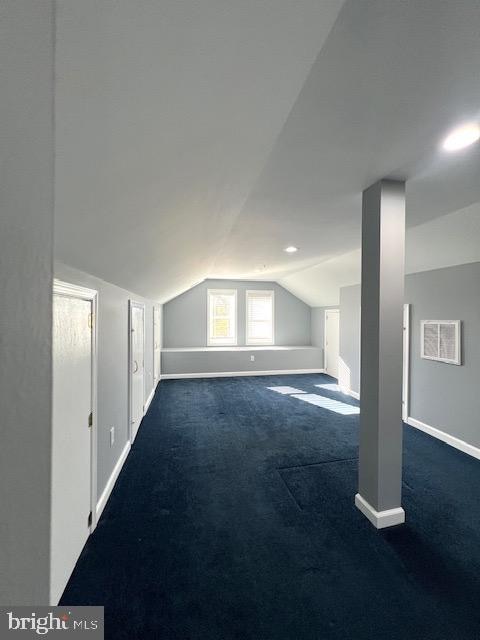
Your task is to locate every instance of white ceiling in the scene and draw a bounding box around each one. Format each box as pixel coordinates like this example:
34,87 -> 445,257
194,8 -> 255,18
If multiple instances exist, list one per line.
281,204 -> 480,306
54,0 -> 345,302
54,0 -> 480,305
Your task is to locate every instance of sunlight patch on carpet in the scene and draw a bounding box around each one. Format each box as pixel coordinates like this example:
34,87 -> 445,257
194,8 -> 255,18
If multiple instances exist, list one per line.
291,393 -> 360,415
267,386 -> 307,395
315,383 -> 341,392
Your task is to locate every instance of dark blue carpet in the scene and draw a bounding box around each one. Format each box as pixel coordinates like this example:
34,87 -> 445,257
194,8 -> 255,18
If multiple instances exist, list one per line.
60,374 -> 480,639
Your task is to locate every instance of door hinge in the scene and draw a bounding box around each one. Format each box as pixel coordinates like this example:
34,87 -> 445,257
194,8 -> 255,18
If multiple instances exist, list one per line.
88,313 -> 94,329
87,511 -> 93,527
88,412 -> 93,428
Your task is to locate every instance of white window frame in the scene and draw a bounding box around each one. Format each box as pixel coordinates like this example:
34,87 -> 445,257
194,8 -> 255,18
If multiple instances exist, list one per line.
207,289 -> 237,346
420,320 -> 461,366
245,290 -> 275,346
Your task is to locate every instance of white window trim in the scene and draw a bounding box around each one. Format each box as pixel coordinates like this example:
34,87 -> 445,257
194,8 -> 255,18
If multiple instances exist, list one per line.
245,289 -> 275,346
420,319 -> 461,366
207,289 -> 237,346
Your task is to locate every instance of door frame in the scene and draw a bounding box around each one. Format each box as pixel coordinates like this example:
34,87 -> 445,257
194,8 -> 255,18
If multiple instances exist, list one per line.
402,303 -> 410,422
153,305 -> 161,385
128,299 -> 146,443
53,279 -> 98,532
324,308 -> 340,377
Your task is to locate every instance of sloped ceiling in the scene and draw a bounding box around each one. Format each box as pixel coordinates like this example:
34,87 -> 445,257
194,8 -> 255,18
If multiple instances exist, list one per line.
55,0 -> 480,305
54,0 -> 345,302
281,204 -> 480,306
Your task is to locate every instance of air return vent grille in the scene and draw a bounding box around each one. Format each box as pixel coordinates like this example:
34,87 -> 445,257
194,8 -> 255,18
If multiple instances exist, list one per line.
421,320 -> 461,365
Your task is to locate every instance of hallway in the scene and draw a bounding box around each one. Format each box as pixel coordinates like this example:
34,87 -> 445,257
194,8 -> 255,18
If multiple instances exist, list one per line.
60,374 -> 480,639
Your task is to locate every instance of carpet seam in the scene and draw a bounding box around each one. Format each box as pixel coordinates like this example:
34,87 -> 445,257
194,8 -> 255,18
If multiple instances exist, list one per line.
277,469 -> 304,511
277,457 -> 358,471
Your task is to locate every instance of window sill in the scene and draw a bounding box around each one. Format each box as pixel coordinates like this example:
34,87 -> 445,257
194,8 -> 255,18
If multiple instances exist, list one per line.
162,346 -> 317,352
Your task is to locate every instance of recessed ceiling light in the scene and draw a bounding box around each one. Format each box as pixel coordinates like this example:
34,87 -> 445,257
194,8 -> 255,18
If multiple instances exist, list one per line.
284,246 -> 298,253
442,122 -> 480,152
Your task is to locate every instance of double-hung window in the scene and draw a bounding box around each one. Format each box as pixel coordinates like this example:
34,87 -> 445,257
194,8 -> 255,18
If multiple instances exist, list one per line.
207,289 -> 237,346
246,290 -> 274,345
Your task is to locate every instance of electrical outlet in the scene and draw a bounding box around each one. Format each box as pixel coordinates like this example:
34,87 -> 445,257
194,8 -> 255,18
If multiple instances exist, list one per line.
110,427 -> 115,447
250,355 -> 255,362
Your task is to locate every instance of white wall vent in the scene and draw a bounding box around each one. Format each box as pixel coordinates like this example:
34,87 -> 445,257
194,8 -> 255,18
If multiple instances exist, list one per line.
421,320 -> 461,365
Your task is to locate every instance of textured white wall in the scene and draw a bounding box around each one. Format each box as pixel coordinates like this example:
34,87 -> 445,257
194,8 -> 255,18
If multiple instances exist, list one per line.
0,0 -> 55,604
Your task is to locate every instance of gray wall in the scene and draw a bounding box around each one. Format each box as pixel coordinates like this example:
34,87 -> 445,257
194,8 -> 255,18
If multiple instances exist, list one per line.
338,286 -> 361,394
162,347 -> 322,376
310,308 -> 325,348
339,262 -> 480,448
0,1 -> 55,604
55,262 -> 160,500
164,279 -> 311,348
406,262 -> 480,447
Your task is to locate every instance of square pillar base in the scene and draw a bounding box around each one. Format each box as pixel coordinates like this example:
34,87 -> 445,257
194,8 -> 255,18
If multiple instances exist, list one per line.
355,493 -> 405,529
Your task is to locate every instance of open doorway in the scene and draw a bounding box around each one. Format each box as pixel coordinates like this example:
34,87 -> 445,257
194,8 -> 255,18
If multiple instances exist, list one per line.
51,280 -> 97,604
324,309 -> 340,379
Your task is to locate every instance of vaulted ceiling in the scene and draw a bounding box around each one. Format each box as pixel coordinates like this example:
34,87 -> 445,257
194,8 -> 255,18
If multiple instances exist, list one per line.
54,0 -> 480,306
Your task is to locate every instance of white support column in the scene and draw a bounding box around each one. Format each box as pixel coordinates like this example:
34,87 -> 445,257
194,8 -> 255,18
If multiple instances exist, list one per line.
356,180 -> 406,529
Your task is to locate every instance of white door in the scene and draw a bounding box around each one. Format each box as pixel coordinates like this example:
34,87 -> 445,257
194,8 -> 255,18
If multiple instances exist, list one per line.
402,304 -> 410,422
153,306 -> 161,384
129,301 -> 145,442
325,309 -> 340,379
51,290 -> 94,604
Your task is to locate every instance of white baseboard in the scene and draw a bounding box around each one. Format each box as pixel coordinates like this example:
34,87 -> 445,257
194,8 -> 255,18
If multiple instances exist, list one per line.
355,493 -> 405,529
340,387 -> 360,400
406,416 -> 480,461
144,385 -> 156,414
96,441 -> 131,521
161,369 -> 325,380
